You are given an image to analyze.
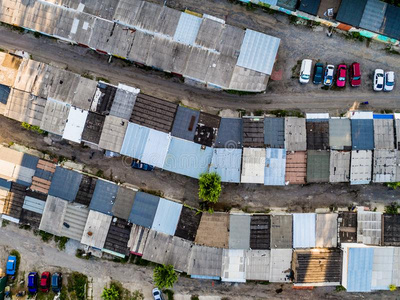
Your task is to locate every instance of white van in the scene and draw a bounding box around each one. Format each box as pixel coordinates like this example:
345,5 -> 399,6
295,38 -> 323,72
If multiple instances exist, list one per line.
299,59 -> 312,84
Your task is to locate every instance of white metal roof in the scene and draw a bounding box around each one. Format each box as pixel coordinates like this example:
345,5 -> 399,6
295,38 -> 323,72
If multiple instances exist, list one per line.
350,150 -> 372,185
349,111 -> 374,119
269,249 -> 292,283
245,250 -> 270,281
173,12 -> 202,45
141,129 -> 171,169
306,113 -> 330,119
315,213 -> 338,248
293,213 -> 316,248
62,107 -> 89,143
221,249 -> 246,283
372,247 -> 394,290
151,198 -> 182,235
241,148 -> 266,184
357,208 -> 382,245
39,195 -> 68,236
81,210 -> 112,249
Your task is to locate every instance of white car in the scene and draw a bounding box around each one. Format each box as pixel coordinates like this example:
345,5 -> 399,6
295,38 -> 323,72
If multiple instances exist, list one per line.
384,71 -> 395,91
299,59 -> 312,84
373,69 -> 384,91
152,288 -> 164,300
323,65 -> 334,86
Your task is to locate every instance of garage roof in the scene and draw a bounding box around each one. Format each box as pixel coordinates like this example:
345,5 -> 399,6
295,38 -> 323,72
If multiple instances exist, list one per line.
229,214 -> 251,250
128,192 -> 159,228
264,148 -> 286,186
81,210 -> 112,249
298,0 -> 321,16
89,179 -> 118,216
329,118 -> 352,150
245,250 -> 270,281
293,213 -> 316,248
188,245 -> 223,279
347,247 -> 373,292
221,249 -> 246,283
306,150 -> 330,183
62,107 -> 88,143
270,214 -> 292,248
151,198 -> 182,235
209,148 -> 242,183
48,167 -> 82,202
336,0 -> 368,27
264,118 -> 284,149
215,118 -> 243,148
241,148 -> 266,184
383,5 -> 400,40
359,0 -> 387,33
171,106 -> 200,142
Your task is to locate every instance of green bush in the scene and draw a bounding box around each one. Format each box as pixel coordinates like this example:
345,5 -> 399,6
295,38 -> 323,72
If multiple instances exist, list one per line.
198,173 -> 221,204
67,272 -> 88,300
153,264 -> 178,289
335,285 -> 346,292
39,230 -> 53,242
385,203 -> 399,214
389,284 -> 397,291
54,236 -> 69,250
21,122 -> 46,134
101,285 -> 119,300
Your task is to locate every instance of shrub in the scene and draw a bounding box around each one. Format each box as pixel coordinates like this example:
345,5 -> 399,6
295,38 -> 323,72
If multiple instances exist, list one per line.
101,285 -> 119,300
67,272 -> 88,300
153,264 -> 178,289
198,173 -> 221,204
385,203 -> 399,214
389,284 -> 397,291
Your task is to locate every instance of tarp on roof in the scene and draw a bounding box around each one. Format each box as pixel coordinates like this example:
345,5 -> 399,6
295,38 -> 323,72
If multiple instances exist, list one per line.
151,198 -> 182,235
298,0 -> 321,15
236,29 -> 280,75
359,0 -> 387,33
264,148 -> 286,186
229,214 -> 251,249
164,137 -> 213,179
215,118 -> 243,148
382,5 -> 400,40
141,129 -> 171,169
347,247 -> 373,292
89,179 -> 118,216
293,213 -> 316,248
62,107 -> 88,143
264,118 -> 284,148
221,249 -> 246,283
171,106 -> 200,142
351,119 -> 374,150
336,0 -> 368,27
120,122 -> 150,160
128,192 -> 159,228
209,148 -> 242,183
48,167 -> 82,202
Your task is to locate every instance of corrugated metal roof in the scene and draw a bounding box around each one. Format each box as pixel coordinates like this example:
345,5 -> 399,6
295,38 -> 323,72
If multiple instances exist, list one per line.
229,214 -> 251,249
315,213 -> 338,248
81,210 -> 112,249
60,202 -> 89,241
0,178 -> 11,191
373,119 -> 395,149
306,150 -> 330,183
336,0 -> 368,27
221,249 -> 246,283
350,150 -> 372,185
372,247 -> 393,290
103,218 -> 132,256
264,118 -> 284,148
128,192 -> 159,228
109,84 -> 139,120
392,248 -> 400,286
250,215 -> 270,250
382,5 -> 400,40
236,29 -> 280,75
373,149 -> 397,183
347,247 -> 373,292
306,120 -> 329,150
209,148 -> 242,183
351,119 -> 374,150
163,137 -> 213,179
241,148 -> 266,184
112,187 -> 136,220
175,206 -> 202,241
264,148 -> 286,186
22,196 -> 45,214
89,179 -> 118,216
359,0 -> 387,32
357,210 -> 382,245
120,122 -> 150,160
383,214 -> 400,246
293,213 -> 316,248
245,250 -> 270,281
338,212 -> 357,243
215,118 -> 243,148
270,214 -> 292,248
270,249 -> 292,282
21,154 -> 39,170
62,107 -> 88,143
39,195 -> 68,236
350,111 -> 374,119
141,129 -> 171,168
171,106 -> 200,142
48,167 -> 82,202
329,150 -> 351,183
128,224 -> 150,256
173,13 -> 202,45
188,245 -> 223,279
151,198 -> 182,235
298,0 -> 321,15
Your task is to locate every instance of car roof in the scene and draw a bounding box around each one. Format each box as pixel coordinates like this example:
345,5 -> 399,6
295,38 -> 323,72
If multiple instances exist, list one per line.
386,71 -> 395,80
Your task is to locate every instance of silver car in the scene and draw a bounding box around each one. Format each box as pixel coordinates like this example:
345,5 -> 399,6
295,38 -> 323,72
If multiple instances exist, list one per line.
384,71 -> 395,92
323,65 -> 334,86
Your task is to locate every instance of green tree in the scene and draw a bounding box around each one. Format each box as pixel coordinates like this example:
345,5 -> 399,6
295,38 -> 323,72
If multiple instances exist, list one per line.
101,285 -> 120,300
198,172 -> 221,204
153,264 -> 178,289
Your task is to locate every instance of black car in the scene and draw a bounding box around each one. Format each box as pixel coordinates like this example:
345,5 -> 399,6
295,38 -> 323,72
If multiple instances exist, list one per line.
51,273 -> 62,293
313,63 -> 324,84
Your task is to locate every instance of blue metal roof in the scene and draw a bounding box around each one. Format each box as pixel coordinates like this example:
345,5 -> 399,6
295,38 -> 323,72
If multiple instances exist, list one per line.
298,0 -> 321,16
89,180 -> 118,215
373,114 -> 393,119
0,178 -> 11,191
264,118 -> 284,148
383,5 -> 400,40
359,0 -> 387,33
174,13 -> 202,45
215,118 -> 243,149
336,0 -> 368,27
171,106 -> 200,142
141,129 -> 171,169
0,84 -> 10,104
23,196 -> 45,214
129,192 -> 160,228
237,29 -> 280,75
34,168 -> 53,181
163,137 -> 213,179
151,198 -> 183,235
120,122 -> 150,160
264,148 -> 286,186
48,167 -> 82,201
347,248 -> 373,292
209,149 -> 242,183
293,213 -> 316,248
351,119 -> 374,150
21,154 -> 39,170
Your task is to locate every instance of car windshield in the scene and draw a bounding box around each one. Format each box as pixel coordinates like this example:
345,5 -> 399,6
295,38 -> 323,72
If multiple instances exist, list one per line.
377,84 -> 383,88
377,73 -> 383,77
353,76 -> 360,80
339,77 -> 345,81
386,81 -> 394,86
154,291 -> 160,295
301,74 -> 310,80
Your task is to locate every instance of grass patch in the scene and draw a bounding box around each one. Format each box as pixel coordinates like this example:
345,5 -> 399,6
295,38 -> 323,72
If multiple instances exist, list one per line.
139,188 -> 164,197
344,32 -> 365,42
288,15 -> 299,25
39,230 -> 54,242
67,272 -> 88,300
335,285 -> 346,292
2,219 -> 10,227
21,122 -> 46,135
19,224 -> 31,231
254,109 -> 264,116
95,169 -> 104,178
130,256 -> 160,267
81,72 -> 94,80
112,256 -> 129,264
387,182 -> 400,190
163,289 -> 174,300
381,109 -> 394,114
245,2 -> 256,10
58,155 -> 68,163
54,236 -> 69,251
191,296 -> 200,300
96,76 -> 110,83
10,249 -> 21,278
267,109 -> 304,118
75,249 -> 91,260
103,281 -> 144,300
224,89 -> 260,96
385,202 -> 399,214
291,60 -> 301,79
33,31 -> 41,38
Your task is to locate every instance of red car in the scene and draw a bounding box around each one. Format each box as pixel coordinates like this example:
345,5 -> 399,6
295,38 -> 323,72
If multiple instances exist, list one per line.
350,62 -> 361,87
336,64 -> 347,87
40,272 -> 51,292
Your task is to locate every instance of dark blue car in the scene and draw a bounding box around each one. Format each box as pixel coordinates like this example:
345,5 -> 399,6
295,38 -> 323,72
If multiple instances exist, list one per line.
52,272 -> 63,293
28,272 -> 38,293
131,160 -> 154,171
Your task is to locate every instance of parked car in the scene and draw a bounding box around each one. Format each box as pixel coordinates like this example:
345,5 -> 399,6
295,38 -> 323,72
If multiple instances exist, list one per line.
152,288 -> 164,300
28,272 -> 38,294
40,272 -> 51,292
384,71 -> 395,91
313,63 -> 324,84
6,255 -> 16,275
350,62 -> 361,87
373,69 -> 384,91
131,159 -> 154,171
299,59 -> 312,84
51,272 -> 63,293
323,64 -> 335,86
336,64 -> 347,87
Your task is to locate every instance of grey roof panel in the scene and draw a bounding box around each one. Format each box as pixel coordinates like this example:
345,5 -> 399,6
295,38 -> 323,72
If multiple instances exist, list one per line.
298,0 -> 321,15
264,118 -> 284,148
112,187 -> 136,220
277,0 -> 299,10
383,5 -> 400,40
306,120 -> 329,150
48,167 -> 82,202
215,118 -> 243,148
128,192 -> 159,228
306,150 -> 330,183
89,179 -> 119,216
171,106 -> 200,141
329,118 -> 352,150
336,0 -> 368,27
270,215 -> 292,248
229,214 -> 251,249
359,0 -> 387,33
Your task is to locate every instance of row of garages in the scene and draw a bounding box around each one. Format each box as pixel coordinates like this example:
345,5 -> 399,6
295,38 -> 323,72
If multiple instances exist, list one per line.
1,53 -> 400,186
